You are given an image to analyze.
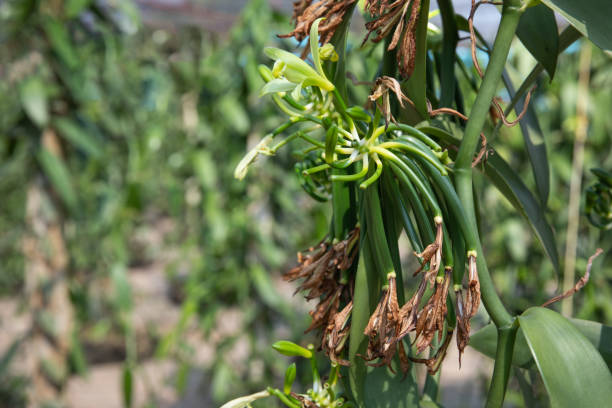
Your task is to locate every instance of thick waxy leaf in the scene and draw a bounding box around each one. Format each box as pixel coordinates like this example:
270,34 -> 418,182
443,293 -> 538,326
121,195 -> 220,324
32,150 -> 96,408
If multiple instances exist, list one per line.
438,0 -> 458,107
570,318 -> 612,369
37,147 -> 78,212
502,71 -> 550,207
471,318 -> 612,372
403,0 -> 430,119
363,365 -> 419,408
349,234 -> 380,406
516,4 -> 559,78
469,323 -> 534,368
539,0 -> 612,51
518,307 -> 612,407
483,152 -> 559,272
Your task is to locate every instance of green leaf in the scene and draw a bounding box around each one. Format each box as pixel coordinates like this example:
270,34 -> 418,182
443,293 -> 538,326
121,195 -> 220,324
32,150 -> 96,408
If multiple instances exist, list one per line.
516,4 -> 559,78
65,0 -> 90,17
540,0 -> 612,51
363,365 -> 419,408
54,118 -> 103,158
483,152 -> 559,272
403,0 -> 430,119
43,18 -> 79,69
19,77 -> 48,127
469,323 -> 535,368
122,364 -> 133,408
37,147 -> 78,212
518,307 -> 612,407
570,318 -> 612,370
349,247 -> 379,406
502,71 -> 550,206
438,0 -> 458,107
471,319 -> 612,372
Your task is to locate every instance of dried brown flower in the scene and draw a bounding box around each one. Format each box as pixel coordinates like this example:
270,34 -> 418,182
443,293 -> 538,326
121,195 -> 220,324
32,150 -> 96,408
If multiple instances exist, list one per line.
409,327 -> 453,375
363,0 -> 422,77
359,221 -> 455,373
397,277 -> 427,339
368,75 -> 415,125
322,300 -> 353,365
413,217 -> 443,288
413,267 -> 452,354
279,0 -> 357,49
284,228 -> 359,361
363,273 -> 404,370
291,393 -> 320,408
455,252 -> 480,365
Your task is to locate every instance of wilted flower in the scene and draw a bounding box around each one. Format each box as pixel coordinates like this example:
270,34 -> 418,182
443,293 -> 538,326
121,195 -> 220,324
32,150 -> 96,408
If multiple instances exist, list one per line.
363,0 -> 422,78
455,251 -> 480,365
234,134 -> 274,180
413,216 -> 443,287
279,0 -> 357,47
322,300 -> 353,365
284,228 -> 359,361
363,273 -> 404,370
368,76 -> 414,125
413,266 -> 451,354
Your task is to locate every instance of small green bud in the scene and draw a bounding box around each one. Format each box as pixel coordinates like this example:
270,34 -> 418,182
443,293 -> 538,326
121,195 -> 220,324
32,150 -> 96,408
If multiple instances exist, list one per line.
319,43 -> 338,62
283,363 -> 297,394
272,340 -> 313,359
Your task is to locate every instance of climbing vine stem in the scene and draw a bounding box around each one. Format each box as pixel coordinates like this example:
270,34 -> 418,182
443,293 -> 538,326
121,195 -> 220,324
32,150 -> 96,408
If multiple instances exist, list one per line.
453,1 -> 524,406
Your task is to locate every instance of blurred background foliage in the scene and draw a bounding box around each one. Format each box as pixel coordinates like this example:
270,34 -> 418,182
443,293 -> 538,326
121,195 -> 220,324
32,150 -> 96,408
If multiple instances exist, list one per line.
0,0 -> 610,407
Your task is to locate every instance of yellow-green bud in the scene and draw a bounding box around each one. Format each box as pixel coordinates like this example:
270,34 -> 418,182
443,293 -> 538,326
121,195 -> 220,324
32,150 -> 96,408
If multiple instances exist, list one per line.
319,43 -> 339,62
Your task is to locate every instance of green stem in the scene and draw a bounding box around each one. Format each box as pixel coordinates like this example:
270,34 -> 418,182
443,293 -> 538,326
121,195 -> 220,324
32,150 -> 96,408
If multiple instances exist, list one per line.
453,2 -> 523,406
455,0 -> 523,171
485,323 -> 518,408
454,0 -> 523,329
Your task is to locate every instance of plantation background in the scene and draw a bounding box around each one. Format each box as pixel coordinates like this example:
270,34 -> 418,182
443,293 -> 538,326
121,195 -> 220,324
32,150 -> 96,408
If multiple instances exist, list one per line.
0,0 -> 610,407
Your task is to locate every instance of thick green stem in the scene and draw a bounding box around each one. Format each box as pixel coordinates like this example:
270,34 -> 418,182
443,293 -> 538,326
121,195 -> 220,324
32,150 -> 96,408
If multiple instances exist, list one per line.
453,2 -> 523,407
485,323 -> 518,408
454,0 -> 523,329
